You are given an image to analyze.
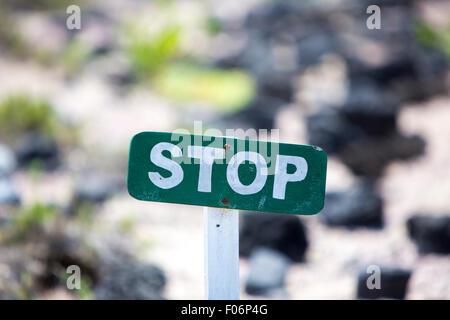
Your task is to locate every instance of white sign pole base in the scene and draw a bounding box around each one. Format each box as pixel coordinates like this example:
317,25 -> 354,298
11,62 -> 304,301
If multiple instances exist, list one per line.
204,207 -> 240,300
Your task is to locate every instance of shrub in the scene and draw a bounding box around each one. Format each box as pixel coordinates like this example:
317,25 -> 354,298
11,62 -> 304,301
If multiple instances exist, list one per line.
0,94 -> 56,136
124,24 -> 181,79
9,203 -> 58,240
0,94 -> 77,145
152,63 -> 256,112
414,21 -> 450,58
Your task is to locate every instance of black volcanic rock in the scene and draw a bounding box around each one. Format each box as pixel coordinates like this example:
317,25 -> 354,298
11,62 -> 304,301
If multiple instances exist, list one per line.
357,266 -> 412,300
340,83 -> 399,136
245,247 -> 290,296
68,173 -> 123,214
73,174 -> 119,204
407,215 -> 450,255
216,95 -> 285,130
297,33 -> 337,68
240,211 -> 308,263
339,133 -> 425,177
306,111 -> 365,155
306,82 -> 400,158
95,262 -> 166,300
94,245 -> 166,300
307,82 -> 425,178
320,184 -> 384,229
14,132 -> 60,170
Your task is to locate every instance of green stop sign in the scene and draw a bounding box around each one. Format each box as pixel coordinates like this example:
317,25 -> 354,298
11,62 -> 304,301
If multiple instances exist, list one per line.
127,131 -> 327,215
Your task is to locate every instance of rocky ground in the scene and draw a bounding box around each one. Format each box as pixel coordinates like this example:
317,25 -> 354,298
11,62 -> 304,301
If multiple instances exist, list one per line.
0,0 -> 449,299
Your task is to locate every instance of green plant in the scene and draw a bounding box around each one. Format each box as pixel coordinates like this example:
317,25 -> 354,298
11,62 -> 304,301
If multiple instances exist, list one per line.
62,39 -> 89,75
27,159 -> 46,180
414,21 -> 450,58
74,203 -> 96,227
124,24 -> 182,78
0,7 -> 26,56
11,203 -> 58,238
0,94 -> 78,145
0,94 -> 57,136
12,271 -> 35,300
77,276 -> 94,300
205,17 -> 223,36
155,0 -> 174,7
151,63 -> 256,112
59,269 -> 94,300
118,217 -> 136,233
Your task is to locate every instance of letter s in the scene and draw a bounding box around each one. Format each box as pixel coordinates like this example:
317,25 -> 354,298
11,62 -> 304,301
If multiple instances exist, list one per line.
148,142 -> 184,189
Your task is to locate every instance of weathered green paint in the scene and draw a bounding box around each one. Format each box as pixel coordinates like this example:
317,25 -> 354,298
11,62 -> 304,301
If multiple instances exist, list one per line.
127,131 -> 327,215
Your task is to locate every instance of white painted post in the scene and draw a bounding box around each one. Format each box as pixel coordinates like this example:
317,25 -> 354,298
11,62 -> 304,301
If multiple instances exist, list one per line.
204,207 -> 239,300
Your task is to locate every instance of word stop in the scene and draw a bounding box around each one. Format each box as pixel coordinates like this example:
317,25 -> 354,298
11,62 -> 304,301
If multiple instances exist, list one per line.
148,143 -> 308,200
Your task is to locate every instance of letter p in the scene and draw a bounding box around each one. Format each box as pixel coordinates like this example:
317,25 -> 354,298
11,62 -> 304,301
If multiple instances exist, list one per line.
273,155 -> 308,200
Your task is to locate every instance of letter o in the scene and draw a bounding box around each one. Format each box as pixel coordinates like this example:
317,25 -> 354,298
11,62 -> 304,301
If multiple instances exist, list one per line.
226,152 -> 267,195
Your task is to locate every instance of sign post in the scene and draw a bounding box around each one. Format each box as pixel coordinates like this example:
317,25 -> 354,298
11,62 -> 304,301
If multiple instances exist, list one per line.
204,207 -> 239,300
127,131 -> 327,299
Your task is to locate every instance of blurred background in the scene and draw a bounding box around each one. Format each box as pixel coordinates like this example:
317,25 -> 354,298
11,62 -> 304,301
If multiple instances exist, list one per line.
0,0 -> 449,300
